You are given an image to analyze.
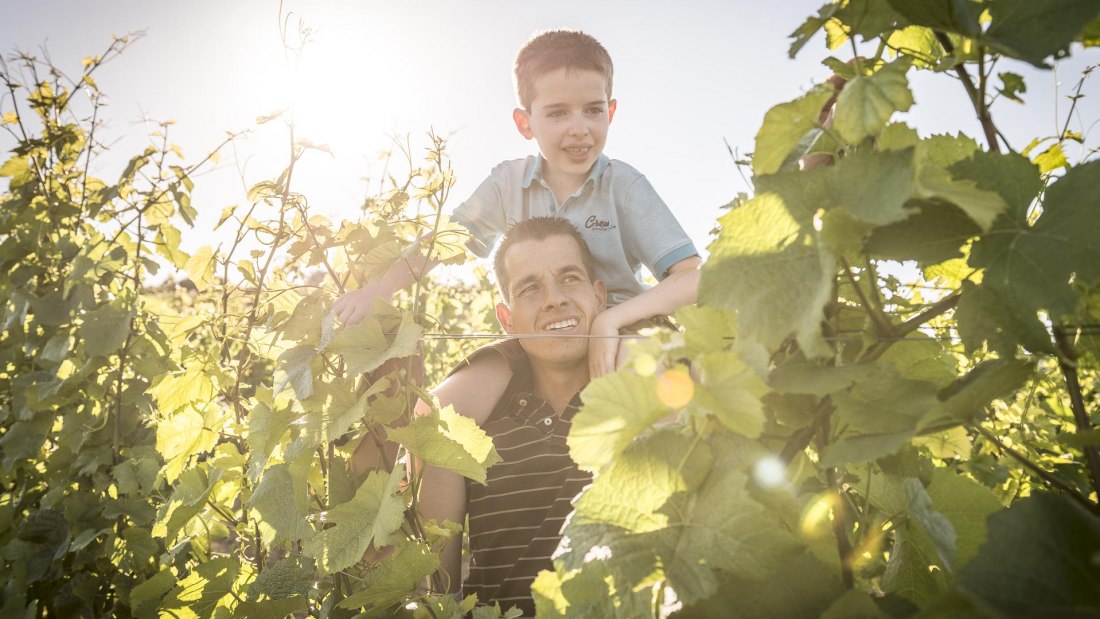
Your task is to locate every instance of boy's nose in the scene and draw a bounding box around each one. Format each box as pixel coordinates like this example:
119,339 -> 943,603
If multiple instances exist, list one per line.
568,118 -> 589,136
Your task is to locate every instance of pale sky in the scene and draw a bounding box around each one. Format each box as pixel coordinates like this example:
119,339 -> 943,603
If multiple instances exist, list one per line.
4,0 -> 1098,264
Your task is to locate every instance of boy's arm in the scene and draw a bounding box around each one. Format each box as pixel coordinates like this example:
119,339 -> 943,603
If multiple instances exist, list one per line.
332,251 -> 440,326
588,255 -> 701,378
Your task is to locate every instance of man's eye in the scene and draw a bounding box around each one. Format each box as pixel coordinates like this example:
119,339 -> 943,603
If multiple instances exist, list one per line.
519,285 -> 538,296
562,275 -> 581,285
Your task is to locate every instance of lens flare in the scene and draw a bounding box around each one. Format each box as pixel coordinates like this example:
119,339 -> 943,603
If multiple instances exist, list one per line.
752,455 -> 788,490
656,367 -> 695,409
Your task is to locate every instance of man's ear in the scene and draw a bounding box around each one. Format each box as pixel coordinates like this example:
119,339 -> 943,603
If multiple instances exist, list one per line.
607,99 -> 618,125
513,108 -> 534,140
496,302 -> 515,333
594,279 -> 607,310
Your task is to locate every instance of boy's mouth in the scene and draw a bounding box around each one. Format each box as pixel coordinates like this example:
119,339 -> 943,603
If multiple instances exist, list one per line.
563,146 -> 591,157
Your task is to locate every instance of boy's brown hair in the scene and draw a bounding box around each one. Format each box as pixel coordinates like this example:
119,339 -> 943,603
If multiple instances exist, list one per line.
513,30 -> 614,110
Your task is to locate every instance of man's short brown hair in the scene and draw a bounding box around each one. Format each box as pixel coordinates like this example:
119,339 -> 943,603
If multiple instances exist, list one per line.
514,30 -> 614,110
493,217 -> 597,303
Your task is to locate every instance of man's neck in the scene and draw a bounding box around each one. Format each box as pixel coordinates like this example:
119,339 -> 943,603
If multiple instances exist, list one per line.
530,360 -> 589,416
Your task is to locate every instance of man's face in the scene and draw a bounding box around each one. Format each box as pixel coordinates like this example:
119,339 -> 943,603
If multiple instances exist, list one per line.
513,67 -> 617,188
496,234 -> 607,368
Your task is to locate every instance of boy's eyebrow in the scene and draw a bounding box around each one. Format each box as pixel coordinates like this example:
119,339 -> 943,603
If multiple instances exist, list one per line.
541,100 -> 607,109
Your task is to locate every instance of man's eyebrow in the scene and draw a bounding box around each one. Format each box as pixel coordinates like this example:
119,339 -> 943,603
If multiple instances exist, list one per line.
555,264 -> 587,277
510,273 -> 540,291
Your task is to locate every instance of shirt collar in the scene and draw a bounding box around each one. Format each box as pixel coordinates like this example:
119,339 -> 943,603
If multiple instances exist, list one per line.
521,154 -> 610,190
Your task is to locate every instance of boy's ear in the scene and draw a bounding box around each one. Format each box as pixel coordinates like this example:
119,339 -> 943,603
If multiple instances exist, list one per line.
607,99 -> 618,125
496,302 -> 515,333
513,108 -> 534,140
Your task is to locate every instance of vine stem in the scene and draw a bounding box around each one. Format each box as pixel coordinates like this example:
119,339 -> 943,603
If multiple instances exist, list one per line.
974,423 -> 1100,515
815,411 -> 854,588
934,31 -> 1000,153
842,259 -> 891,336
1052,327 -> 1100,499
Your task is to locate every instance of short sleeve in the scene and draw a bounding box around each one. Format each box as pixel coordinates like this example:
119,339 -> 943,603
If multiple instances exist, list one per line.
620,176 -> 698,280
450,172 -> 508,259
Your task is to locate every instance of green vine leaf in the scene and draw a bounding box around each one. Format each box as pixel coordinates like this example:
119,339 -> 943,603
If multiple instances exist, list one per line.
569,372 -> 670,472
962,160 -> 1100,352
701,173 -> 835,358
752,84 -> 836,176
833,59 -> 914,145
155,408 -> 220,484
329,312 -> 422,375
903,478 -> 957,571
983,0 -> 1100,67
958,493 -> 1100,613
304,464 -> 407,574
387,405 -> 501,484
338,541 -> 440,610
884,0 -> 981,38
248,460 -> 314,547
80,302 -> 134,357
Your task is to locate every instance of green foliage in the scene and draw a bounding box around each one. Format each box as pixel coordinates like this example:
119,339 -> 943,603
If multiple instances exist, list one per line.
4,3 -> 1100,617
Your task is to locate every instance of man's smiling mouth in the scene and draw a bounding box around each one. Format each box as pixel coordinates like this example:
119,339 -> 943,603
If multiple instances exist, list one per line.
544,318 -> 579,331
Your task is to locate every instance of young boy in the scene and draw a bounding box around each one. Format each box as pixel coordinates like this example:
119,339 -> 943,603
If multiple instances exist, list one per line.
333,29 -> 700,423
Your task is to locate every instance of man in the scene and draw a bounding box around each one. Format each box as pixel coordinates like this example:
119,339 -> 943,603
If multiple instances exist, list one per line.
419,216 -> 606,616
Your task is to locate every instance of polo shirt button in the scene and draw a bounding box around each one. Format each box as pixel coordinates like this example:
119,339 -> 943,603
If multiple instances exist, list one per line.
543,417 -> 552,426
518,399 -> 527,407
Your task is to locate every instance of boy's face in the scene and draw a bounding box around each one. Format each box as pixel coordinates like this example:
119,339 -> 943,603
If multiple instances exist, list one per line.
513,68 -> 617,186
495,234 -> 606,368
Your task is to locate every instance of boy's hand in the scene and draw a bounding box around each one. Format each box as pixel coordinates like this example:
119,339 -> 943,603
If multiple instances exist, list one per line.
588,313 -> 622,379
332,282 -> 393,326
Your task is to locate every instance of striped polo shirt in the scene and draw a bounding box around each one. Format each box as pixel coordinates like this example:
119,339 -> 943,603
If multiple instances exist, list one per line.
464,387 -> 591,617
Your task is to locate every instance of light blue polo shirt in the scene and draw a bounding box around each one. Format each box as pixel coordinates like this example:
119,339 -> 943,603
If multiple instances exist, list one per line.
451,154 -> 698,307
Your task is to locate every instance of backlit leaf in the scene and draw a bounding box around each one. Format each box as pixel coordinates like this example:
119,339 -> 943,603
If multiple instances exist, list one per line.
387,405 -> 500,484
248,461 -> 314,547
833,59 -> 914,144
702,173 -> 835,358
752,84 -> 836,176
329,312 -> 422,376
304,464 -> 407,574
569,372 -> 669,471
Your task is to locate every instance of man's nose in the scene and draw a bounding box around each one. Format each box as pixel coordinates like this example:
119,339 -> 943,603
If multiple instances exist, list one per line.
542,281 -> 569,308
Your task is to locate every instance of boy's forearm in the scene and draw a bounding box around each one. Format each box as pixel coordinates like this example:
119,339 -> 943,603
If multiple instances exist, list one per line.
376,251 -> 439,296
600,256 -> 701,329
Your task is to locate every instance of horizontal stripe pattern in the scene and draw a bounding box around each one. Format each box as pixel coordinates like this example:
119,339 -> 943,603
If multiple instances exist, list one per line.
465,390 -> 590,617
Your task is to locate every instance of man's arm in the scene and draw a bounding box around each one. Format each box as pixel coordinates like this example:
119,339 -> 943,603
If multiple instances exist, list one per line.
412,354 -> 510,591
588,255 -> 701,378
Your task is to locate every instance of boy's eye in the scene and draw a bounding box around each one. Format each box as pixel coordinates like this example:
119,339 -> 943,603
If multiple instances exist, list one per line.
585,106 -> 605,115
548,110 -> 567,118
